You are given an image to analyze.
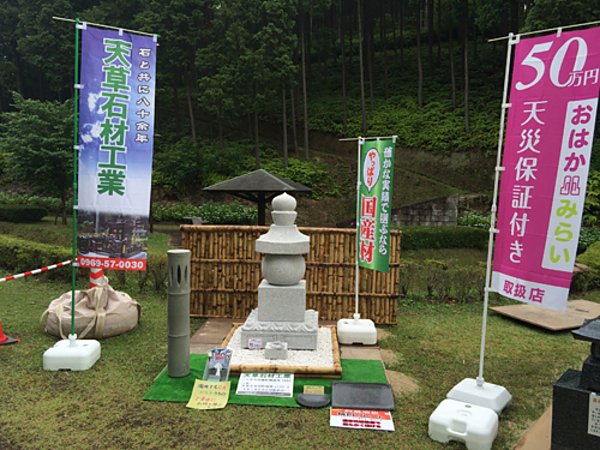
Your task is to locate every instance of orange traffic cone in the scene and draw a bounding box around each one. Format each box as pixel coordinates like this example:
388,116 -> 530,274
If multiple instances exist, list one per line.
0,320 -> 18,346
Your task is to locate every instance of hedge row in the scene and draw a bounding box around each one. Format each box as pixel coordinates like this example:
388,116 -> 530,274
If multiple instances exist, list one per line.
399,258 -> 486,303
0,235 -> 169,291
0,205 -> 47,223
0,235 -> 72,280
573,242 -> 600,292
399,226 -> 488,251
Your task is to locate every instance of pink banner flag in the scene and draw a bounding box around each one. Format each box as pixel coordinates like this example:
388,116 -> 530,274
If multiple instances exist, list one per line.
492,26 -> 600,311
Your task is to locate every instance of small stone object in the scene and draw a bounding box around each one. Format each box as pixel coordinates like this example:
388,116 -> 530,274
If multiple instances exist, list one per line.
264,341 -> 288,360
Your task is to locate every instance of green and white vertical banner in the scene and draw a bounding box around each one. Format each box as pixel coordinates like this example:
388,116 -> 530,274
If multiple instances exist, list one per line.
357,137 -> 396,272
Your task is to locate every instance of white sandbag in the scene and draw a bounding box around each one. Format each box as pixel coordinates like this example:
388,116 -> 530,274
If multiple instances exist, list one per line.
42,284 -> 140,339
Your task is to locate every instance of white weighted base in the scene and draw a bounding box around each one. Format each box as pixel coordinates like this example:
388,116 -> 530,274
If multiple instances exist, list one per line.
336,314 -> 377,345
429,399 -> 498,450
43,334 -> 101,371
447,378 -> 512,415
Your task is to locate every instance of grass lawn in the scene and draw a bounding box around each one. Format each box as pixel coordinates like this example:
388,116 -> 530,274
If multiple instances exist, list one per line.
1,274 -> 596,449
1,220 -> 597,448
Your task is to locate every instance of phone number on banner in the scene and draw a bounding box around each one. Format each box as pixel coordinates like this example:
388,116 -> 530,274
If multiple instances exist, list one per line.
78,257 -> 146,271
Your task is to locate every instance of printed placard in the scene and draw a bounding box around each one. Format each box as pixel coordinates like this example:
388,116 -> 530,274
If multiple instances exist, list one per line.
330,408 -> 395,432
589,392 -> 600,437
236,373 -> 294,397
186,380 -> 230,410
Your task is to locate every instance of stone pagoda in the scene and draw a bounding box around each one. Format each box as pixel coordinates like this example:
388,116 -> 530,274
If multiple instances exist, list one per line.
240,192 -> 318,350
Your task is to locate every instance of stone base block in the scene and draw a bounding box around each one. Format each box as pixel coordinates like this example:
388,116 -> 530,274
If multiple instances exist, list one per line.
264,341 -> 288,360
258,280 -> 306,322
240,309 -> 318,350
551,369 -> 600,449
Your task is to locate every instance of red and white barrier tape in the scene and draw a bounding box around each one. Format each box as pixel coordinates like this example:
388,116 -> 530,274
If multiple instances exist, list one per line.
0,260 -> 73,284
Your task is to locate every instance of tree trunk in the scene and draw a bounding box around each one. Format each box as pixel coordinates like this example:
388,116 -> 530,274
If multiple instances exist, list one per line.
437,0 -> 442,64
449,5 -> 457,110
300,17 -> 310,159
366,8 -> 375,110
254,109 -> 260,169
416,0 -> 424,107
61,196 -> 67,225
391,4 -> 397,57
185,70 -> 197,147
282,82 -> 288,168
399,0 -> 405,66
381,2 -> 389,99
339,4 -> 347,123
290,86 -> 299,153
463,0 -> 470,132
427,0 -> 434,68
357,0 -> 367,134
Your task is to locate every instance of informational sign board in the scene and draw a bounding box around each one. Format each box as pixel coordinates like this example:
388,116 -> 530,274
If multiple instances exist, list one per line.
330,408 -> 395,432
235,373 -> 294,397
186,380 -> 230,410
492,26 -> 600,310
357,138 -> 396,272
77,25 -> 157,271
589,392 -> 600,437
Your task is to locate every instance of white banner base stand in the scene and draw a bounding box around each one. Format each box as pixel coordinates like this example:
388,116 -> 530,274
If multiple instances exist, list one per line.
43,334 -> 101,371
429,399 -> 499,450
337,314 -> 377,345
447,378 -> 512,414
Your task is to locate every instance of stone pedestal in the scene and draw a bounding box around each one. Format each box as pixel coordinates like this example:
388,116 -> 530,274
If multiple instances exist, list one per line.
551,369 -> 600,449
240,192 -> 318,350
258,280 -> 306,322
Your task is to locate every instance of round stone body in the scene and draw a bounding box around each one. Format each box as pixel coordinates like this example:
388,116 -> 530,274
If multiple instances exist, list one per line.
261,254 -> 306,285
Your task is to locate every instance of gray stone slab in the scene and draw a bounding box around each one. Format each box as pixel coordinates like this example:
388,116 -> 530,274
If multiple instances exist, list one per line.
258,280 -> 306,322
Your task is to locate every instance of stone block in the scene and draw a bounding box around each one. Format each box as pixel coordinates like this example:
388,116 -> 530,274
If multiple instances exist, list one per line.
240,309 -> 319,350
258,280 -> 306,322
264,341 -> 288,359
551,369 -> 600,449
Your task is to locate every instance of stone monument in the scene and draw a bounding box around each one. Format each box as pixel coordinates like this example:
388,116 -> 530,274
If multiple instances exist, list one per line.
240,192 -> 318,350
551,316 -> 600,449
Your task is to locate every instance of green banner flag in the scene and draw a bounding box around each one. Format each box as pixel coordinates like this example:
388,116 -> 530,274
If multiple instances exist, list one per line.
357,137 -> 396,272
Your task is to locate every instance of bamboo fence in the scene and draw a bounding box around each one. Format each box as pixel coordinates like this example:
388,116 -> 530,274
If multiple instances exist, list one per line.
181,225 -> 401,324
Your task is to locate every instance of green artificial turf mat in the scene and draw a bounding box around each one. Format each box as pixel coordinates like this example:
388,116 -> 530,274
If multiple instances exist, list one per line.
144,354 -> 388,408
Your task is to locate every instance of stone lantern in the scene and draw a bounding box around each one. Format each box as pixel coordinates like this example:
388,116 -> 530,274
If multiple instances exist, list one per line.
240,192 -> 318,350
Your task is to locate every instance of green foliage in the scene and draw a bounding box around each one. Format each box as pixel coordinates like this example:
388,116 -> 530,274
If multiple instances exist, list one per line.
0,191 -> 63,212
0,204 -> 47,223
399,257 -> 486,303
573,242 -> 600,292
584,171 -> 600,227
579,227 -> 600,254
261,157 -> 341,199
0,235 -> 71,280
152,201 -> 257,224
0,93 -> 71,221
523,0 -> 600,32
457,211 -> 490,229
399,226 -> 488,251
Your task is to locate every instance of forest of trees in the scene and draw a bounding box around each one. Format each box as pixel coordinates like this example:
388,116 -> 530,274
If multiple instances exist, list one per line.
0,0 -> 599,214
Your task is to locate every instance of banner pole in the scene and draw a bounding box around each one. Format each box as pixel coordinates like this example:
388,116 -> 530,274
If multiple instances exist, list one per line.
477,32 -> 517,386
354,137 -> 363,318
70,18 -> 81,337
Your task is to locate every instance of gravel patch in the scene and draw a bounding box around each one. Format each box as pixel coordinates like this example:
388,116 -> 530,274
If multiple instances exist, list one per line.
227,327 -> 334,368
